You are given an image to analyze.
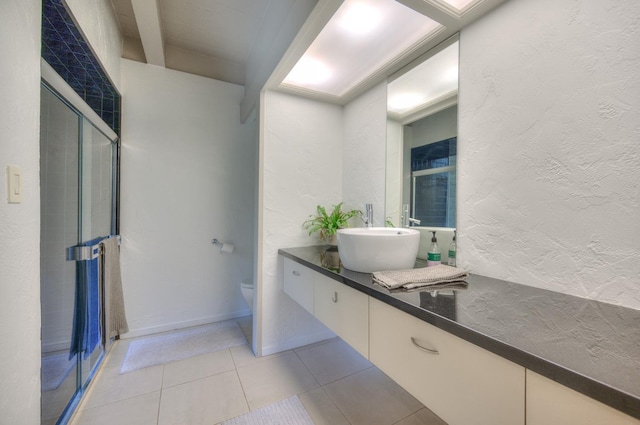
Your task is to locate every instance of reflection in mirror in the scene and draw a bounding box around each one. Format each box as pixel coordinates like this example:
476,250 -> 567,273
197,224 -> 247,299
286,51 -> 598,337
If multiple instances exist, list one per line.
386,37 -> 459,231
406,108 -> 457,227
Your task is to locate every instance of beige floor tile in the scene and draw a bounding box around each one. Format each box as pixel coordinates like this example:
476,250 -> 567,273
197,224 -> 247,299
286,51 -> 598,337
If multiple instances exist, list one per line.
70,391 -> 160,425
158,370 -> 249,425
393,408 -> 448,425
236,351 -> 319,410
163,348 -> 235,388
298,387 -> 350,425
81,364 -> 163,409
229,343 -> 290,368
297,338 -> 372,385
294,337 -> 340,353
102,338 -> 134,369
324,367 -> 423,425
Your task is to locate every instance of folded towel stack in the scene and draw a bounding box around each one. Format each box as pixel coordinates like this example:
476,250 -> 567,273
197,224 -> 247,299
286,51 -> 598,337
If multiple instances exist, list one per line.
372,264 -> 468,291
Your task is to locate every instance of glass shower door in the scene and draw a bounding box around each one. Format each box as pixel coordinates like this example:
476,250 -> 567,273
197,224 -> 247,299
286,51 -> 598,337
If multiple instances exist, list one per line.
40,84 -> 82,425
40,83 -> 117,425
78,117 -> 114,387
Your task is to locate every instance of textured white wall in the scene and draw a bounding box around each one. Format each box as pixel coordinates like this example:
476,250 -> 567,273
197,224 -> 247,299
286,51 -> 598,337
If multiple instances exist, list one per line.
65,0 -> 123,89
343,82 -> 388,225
120,60 -> 256,337
458,0 -> 640,309
259,90 -> 342,354
1,0 -> 123,419
0,1 -> 42,423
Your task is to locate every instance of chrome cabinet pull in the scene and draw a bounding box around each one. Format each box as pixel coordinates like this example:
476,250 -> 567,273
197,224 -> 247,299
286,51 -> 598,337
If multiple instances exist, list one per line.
411,337 -> 439,355
292,270 -> 301,276
332,291 -> 338,303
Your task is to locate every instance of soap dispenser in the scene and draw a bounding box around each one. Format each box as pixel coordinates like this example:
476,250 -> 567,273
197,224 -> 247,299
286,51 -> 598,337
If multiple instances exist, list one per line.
427,231 -> 441,267
448,230 -> 457,267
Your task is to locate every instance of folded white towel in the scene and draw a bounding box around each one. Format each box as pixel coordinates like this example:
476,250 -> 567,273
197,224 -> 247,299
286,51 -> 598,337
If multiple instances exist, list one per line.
373,264 -> 468,290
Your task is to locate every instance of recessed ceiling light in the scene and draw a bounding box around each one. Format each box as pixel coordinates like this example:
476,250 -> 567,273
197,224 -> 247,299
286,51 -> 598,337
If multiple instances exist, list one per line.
389,93 -> 426,111
284,57 -> 332,86
339,2 -> 382,36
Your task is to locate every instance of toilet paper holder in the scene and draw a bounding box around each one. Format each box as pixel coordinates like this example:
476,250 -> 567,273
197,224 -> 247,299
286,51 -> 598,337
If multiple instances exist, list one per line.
211,238 -> 234,254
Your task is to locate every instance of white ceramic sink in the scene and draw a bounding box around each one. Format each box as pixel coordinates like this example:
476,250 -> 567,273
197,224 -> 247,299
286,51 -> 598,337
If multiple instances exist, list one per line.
337,227 -> 420,273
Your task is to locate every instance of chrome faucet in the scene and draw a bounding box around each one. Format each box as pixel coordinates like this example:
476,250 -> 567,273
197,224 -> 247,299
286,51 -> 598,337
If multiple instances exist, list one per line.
408,217 -> 421,227
402,204 -> 421,227
365,204 -> 373,228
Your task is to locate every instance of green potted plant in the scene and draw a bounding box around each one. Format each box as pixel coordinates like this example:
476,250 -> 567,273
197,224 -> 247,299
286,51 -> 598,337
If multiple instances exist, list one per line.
303,202 -> 362,245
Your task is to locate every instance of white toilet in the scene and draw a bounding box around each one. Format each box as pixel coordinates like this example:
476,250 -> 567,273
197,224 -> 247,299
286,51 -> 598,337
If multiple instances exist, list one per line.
240,281 -> 254,312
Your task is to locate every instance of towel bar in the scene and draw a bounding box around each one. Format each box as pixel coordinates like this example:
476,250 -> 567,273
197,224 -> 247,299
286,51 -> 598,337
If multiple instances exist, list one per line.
66,235 -> 121,261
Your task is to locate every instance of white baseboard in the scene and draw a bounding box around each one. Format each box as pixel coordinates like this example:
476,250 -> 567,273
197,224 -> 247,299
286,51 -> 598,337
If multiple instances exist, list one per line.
120,309 -> 252,339
261,329 -> 336,356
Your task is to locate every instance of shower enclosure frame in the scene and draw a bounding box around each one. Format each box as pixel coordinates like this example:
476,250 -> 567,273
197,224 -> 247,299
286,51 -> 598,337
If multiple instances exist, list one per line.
40,59 -> 120,425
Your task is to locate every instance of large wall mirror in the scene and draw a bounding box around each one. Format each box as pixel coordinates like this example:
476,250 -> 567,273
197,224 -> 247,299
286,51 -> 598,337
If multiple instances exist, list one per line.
385,35 -> 459,256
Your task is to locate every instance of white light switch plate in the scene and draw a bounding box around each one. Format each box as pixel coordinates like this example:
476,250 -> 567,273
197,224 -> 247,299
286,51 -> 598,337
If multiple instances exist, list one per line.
7,165 -> 23,203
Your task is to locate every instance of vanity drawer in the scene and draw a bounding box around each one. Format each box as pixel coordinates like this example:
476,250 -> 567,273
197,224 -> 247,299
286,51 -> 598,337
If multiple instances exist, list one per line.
314,273 -> 369,358
283,257 -> 314,314
526,371 -> 640,425
369,298 -> 524,425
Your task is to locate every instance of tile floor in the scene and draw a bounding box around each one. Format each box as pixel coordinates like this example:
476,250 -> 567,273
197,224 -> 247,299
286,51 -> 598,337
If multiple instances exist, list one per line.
69,318 -> 447,425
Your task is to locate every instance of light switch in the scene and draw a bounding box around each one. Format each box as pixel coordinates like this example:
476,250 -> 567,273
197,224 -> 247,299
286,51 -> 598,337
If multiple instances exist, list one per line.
7,165 -> 23,204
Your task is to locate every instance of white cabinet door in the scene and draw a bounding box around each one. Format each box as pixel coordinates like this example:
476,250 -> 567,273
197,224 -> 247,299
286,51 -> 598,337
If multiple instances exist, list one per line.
527,371 -> 640,425
369,298 -> 525,425
314,272 -> 369,358
283,257 -> 314,314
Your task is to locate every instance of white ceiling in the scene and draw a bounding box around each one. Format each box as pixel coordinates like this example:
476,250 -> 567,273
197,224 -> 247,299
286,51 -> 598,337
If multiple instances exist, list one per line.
110,0 -> 288,85
109,0 -> 507,104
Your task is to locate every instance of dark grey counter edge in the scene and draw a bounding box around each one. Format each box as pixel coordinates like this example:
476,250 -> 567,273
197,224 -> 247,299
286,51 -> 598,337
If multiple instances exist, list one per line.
278,249 -> 640,420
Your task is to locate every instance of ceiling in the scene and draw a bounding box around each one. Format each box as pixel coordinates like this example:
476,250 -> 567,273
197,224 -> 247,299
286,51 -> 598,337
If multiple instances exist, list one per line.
281,0 -> 443,98
110,0 -> 292,85
109,0 -> 507,105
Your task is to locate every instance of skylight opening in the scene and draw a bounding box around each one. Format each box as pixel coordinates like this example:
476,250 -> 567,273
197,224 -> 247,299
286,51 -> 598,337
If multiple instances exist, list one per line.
285,57 -> 332,86
338,2 -> 382,36
281,0 -> 442,97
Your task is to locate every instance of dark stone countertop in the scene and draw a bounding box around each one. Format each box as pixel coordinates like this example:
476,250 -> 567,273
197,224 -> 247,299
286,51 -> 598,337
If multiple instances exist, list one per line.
279,246 -> 640,420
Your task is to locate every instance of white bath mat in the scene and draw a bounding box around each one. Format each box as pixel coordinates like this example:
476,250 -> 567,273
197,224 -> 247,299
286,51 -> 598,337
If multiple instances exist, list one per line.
222,396 -> 315,425
120,320 -> 247,374
42,352 -> 75,391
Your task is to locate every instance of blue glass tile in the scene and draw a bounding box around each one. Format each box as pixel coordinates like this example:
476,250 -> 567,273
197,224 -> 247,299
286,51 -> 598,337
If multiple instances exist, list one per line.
411,137 -> 457,172
42,0 -> 120,135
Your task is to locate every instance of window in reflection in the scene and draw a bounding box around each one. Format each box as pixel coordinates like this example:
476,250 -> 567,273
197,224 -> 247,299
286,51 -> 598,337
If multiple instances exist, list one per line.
411,136 -> 456,227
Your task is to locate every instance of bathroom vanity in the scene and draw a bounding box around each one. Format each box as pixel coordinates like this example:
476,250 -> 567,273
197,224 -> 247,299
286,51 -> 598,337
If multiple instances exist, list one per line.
279,246 -> 640,425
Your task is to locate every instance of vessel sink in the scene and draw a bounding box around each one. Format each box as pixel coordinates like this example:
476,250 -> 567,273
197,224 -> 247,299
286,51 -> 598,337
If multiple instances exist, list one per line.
337,227 -> 420,273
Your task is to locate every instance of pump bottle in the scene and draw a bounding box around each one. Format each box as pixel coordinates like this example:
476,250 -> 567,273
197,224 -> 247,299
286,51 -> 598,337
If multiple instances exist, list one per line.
448,230 -> 457,267
427,231 -> 441,267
